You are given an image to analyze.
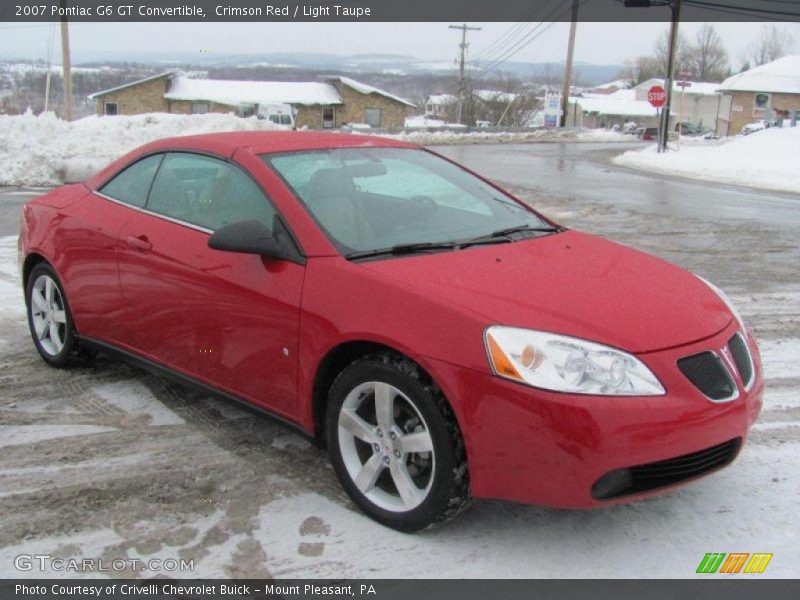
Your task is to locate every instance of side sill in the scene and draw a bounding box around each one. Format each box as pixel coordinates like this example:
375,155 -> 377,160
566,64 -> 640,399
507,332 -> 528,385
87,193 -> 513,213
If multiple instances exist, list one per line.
79,336 -> 317,445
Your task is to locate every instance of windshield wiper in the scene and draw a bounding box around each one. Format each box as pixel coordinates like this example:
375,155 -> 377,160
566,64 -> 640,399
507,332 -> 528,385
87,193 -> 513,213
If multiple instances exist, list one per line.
487,224 -> 561,238
460,224 -> 562,247
346,241 -> 460,261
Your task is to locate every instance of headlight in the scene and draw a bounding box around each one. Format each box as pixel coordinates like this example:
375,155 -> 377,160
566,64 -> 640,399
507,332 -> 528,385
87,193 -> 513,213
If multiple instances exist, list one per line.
485,326 -> 665,396
697,276 -> 745,330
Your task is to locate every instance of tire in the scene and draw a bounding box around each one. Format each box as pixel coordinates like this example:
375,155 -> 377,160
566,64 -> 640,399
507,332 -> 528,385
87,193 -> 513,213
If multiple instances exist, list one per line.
326,352 -> 471,532
25,262 -> 94,368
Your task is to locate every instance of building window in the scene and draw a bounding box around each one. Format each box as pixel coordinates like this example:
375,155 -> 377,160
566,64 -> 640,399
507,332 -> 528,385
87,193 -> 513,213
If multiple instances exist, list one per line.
322,107 -> 335,129
754,93 -> 770,115
238,105 -> 256,118
365,108 -> 382,128
103,102 -> 118,116
192,102 -> 210,114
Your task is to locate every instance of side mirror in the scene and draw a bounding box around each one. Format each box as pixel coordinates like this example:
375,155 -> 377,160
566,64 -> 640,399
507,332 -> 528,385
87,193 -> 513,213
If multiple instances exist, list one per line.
208,220 -> 290,260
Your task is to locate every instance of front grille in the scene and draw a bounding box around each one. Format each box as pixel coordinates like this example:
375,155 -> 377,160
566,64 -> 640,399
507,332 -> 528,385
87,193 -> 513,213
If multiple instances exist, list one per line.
728,333 -> 754,388
677,351 -> 736,401
592,438 -> 741,499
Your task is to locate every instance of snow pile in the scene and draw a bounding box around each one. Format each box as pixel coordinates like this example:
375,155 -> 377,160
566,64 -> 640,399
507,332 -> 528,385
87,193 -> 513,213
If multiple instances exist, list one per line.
0,110 -> 282,187
404,115 -> 464,129
613,126 -> 800,194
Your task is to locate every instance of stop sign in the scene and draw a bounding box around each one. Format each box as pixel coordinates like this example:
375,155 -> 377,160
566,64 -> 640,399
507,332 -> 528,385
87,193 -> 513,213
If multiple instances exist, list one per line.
648,85 -> 667,108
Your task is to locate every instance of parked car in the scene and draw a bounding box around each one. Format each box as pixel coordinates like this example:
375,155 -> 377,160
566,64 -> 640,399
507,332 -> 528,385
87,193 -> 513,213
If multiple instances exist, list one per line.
637,126 -> 659,141
18,132 -> 762,531
742,118 -> 783,135
677,122 -> 707,136
742,120 -> 767,135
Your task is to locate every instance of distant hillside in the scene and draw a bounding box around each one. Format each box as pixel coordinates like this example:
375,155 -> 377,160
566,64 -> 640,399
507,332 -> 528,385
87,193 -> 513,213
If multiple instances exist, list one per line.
67,51 -> 621,86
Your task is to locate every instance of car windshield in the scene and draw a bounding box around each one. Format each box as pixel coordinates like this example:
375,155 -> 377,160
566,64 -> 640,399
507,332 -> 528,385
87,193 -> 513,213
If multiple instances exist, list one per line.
263,148 -> 552,256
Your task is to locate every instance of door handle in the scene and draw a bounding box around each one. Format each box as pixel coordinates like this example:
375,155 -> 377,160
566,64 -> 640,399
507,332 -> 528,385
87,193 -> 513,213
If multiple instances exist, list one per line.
126,235 -> 152,252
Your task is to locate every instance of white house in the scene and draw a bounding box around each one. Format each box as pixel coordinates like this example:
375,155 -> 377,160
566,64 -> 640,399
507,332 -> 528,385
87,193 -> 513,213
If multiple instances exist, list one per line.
424,94 -> 457,119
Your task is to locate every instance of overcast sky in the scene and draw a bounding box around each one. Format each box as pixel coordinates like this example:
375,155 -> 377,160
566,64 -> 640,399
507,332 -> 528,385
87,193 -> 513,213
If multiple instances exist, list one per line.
1,21 -> 798,68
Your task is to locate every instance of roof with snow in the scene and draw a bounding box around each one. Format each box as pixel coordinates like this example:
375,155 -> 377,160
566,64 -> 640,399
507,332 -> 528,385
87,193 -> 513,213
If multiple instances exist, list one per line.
636,78 -> 720,96
474,89 -> 519,103
88,72 -> 173,99
717,55 -> 800,94
89,73 -> 415,108
327,76 -> 416,107
570,96 -> 659,118
425,94 -> 457,105
165,77 -> 343,106
594,79 -> 632,91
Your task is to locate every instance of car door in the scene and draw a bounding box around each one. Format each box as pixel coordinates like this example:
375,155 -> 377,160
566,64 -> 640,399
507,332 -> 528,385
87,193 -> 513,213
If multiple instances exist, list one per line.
116,151 -> 305,420
65,154 -> 163,343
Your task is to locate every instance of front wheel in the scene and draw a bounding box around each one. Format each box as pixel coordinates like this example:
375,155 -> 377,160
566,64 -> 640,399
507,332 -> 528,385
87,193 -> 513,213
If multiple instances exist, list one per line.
326,353 -> 471,532
26,263 -> 94,368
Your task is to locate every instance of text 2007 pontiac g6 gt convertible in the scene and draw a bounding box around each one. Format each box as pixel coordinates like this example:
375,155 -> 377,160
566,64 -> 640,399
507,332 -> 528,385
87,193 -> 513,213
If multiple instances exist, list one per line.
18,132 -> 762,531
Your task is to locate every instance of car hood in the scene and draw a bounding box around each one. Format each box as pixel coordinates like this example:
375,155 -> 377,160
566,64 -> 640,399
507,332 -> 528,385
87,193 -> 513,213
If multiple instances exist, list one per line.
358,230 -> 732,354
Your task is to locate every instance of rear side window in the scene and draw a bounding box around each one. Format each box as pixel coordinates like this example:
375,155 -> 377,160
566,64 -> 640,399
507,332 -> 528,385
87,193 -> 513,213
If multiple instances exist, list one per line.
99,154 -> 163,208
147,152 -> 276,231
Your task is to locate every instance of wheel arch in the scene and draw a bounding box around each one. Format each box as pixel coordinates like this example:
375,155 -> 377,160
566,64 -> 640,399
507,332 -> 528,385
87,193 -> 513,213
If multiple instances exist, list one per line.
22,252 -> 49,295
311,340 -> 449,446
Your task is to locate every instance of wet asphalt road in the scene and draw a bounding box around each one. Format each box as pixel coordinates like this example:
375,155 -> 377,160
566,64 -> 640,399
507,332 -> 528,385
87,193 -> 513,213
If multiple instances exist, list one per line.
432,142 -> 800,230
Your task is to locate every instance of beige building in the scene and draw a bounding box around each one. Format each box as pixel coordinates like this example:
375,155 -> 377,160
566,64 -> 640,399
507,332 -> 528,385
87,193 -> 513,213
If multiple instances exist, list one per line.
715,55 -> 800,136
88,72 -> 415,129
634,78 -> 721,130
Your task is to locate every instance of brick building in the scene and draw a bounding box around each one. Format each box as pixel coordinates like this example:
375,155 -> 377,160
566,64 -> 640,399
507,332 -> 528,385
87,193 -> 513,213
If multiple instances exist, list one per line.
88,73 -> 415,129
715,55 -> 800,136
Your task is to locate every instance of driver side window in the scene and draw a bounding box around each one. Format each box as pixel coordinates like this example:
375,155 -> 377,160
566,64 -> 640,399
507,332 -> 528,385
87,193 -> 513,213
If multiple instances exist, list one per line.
147,153 -> 277,231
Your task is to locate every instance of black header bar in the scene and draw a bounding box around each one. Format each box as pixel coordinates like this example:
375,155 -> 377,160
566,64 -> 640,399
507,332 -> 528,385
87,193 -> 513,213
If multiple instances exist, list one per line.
1,0 -> 799,23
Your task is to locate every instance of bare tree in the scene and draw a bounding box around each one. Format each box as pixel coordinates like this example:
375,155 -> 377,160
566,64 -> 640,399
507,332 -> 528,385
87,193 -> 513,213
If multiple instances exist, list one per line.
654,29 -> 693,78
746,25 -> 795,67
626,29 -> 693,84
687,24 -> 729,82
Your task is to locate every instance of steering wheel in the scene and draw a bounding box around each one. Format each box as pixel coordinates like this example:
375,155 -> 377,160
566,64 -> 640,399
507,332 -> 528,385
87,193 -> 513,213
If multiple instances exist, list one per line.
390,195 -> 438,231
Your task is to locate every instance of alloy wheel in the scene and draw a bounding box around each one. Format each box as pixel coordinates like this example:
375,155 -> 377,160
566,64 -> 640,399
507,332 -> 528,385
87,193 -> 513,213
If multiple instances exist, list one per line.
30,274 -> 67,357
337,381 -> 435,512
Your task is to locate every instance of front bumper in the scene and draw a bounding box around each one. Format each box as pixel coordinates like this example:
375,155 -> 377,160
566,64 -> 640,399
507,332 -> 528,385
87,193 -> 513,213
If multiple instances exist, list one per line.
424,320 -> 763,508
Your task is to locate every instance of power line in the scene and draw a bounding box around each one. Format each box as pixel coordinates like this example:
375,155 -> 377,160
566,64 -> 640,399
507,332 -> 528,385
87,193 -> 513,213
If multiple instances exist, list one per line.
471,2 -> 550,63
683,0 -> 800,17
476,1 -> 576,80
472,0 -> 562,66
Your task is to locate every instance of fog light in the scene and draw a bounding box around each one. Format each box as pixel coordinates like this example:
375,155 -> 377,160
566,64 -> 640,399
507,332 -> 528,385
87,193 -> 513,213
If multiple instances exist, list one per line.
591,468 -> 633,499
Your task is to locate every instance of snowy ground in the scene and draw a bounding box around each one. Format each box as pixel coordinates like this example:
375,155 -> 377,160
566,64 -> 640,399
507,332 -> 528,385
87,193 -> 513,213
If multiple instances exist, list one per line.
614,126 -> 800,194
1,148 -> 799,579
0,111 -> 633,187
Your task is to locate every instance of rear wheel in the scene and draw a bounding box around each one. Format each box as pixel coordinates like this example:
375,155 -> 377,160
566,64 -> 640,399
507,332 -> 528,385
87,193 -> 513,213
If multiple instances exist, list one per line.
26,263 -> 94,368
326,353 -> 471,531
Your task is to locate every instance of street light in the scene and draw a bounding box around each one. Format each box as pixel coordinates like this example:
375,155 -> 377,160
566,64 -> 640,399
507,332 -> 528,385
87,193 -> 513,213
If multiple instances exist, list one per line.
624,0 -> 682,153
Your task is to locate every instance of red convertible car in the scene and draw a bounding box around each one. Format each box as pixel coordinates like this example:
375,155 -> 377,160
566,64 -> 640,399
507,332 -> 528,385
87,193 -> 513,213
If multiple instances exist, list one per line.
18,132 -> 762,531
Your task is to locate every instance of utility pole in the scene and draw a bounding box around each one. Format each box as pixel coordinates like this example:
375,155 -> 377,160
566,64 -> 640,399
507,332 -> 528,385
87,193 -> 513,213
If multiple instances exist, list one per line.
60,0 -> 73,121
658,0 -> 681,152
44,22 -> 56,113
449,23 -> 481,125
623,0 -> 682,153
559,0 -> 580,128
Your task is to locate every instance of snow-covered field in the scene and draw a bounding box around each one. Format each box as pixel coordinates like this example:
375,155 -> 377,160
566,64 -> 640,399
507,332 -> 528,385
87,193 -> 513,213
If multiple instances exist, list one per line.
0,111 -> 632,187
614,126 -> 800,194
